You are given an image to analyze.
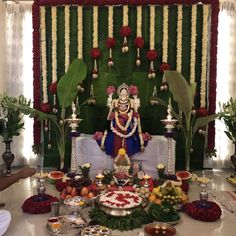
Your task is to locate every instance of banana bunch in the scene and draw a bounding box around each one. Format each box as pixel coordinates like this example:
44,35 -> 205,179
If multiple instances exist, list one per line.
149,182 -> 187,205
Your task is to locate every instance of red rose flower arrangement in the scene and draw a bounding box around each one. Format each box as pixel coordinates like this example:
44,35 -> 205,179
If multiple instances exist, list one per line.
134,37 -> 145,66
22,194 -> 59,214
183,200 -> 222,222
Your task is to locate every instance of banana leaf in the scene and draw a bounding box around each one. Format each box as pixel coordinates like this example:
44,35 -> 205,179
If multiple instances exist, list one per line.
57,59 -> 87,108
193,114 -> 219,135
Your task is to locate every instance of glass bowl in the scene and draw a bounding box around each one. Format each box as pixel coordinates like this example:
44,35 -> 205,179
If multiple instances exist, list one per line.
64,196 -> 87,215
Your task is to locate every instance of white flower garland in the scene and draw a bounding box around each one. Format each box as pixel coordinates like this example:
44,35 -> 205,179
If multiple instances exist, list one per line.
136,6 -> 142,66
51,7 -> 57,105
137,6 -> 142,37
200,5 -> 210,108
115,110 -> 133,132
65,5 -> 70,72
108,6 -> 114,66
162,5 -> 169,63
190,5 -> 197,84
78,6 -> 83,59
123,5 -> 128,26
176,5 -> 183,73
101,130 -> 107,149
110,118 -> 138,139
93,6 -> 98,48
138,117 -> 144,147
40,7 -> 48,104
108,6 -> 113,38
150,5 -> 155,50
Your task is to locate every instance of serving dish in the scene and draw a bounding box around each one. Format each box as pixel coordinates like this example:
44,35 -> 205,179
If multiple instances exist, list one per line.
144,222 -> 176,236
46,215 -> 86,236
81,225 -> 111,236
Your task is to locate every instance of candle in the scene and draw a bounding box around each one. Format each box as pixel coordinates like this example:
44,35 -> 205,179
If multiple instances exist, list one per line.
143,174 -> 150,180
96,173 -> 104,179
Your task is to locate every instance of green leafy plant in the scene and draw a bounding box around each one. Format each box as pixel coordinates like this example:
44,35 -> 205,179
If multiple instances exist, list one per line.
152,71 -> 218,171
219,98 -> 236,142
0,94 -> 30,141
5,59 -> 87,169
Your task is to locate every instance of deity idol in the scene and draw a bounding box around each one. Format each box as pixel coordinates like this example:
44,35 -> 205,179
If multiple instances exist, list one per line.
94,83 -> 150,158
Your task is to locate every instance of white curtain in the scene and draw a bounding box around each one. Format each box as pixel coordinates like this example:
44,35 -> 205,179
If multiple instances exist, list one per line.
5,2 -> 33,166
214,1 -> 236,168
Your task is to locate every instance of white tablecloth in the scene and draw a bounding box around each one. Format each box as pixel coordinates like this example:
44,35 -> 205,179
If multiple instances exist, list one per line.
76,134 -> 175,178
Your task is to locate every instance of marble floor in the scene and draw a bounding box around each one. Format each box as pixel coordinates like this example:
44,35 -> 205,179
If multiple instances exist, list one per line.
0,169 -> 236,236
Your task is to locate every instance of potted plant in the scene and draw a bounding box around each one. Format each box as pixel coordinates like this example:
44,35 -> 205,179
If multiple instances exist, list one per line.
219,98 -> 236,173
6,58 -> 87,170
0,94 -> 30,175
152,71 -> 218,171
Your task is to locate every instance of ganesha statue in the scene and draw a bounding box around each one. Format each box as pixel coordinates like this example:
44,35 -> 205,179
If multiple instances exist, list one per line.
94,83 -> 151,158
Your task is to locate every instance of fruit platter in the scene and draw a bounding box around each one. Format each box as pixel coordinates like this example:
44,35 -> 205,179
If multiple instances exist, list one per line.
48,171 -> 64,184
99,191 -> 143,216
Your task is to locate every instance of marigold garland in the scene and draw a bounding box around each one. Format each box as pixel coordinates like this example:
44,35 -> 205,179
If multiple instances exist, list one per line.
176,5 -> 183,73
190,4 -> 197,84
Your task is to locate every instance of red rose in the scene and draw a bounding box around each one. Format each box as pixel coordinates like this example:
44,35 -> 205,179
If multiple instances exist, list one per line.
160,62 -> 170,73
129,85 -> 139,95
90,48 -> 102,59
197,107 -> 209,117
106,37 -> 116,48
41,102 -> 51,113
146,49 -> 158,61
134,37 -> 145,48
49,81 -> 57,94
120,26 -> 132,37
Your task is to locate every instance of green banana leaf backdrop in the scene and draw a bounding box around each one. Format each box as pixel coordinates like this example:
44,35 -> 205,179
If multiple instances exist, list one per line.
41,4 -> 208,169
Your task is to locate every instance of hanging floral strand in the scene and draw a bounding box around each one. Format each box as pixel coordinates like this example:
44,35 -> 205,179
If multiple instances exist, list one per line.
147,5 -> 158,79
134,5 -> 144,66
91,6 -> 101,79
106,6 -> 116,67
190,4 -> 197,84
77,6 -> 84,93
49,6 -> 58,114
120,5 -> 131,53
65,5 -> 70,72
200,5 -> 210,109
160,5 -> 170,91
40,7 -> 50,114
176,5 -> 183,73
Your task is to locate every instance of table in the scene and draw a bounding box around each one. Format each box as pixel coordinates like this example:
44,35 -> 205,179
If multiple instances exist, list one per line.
76,134 -> 176,178
1,169 -> 236,236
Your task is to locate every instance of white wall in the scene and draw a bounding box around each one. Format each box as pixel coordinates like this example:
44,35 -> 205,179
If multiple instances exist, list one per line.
0,2 -> 6,164
0,2 -> 6,93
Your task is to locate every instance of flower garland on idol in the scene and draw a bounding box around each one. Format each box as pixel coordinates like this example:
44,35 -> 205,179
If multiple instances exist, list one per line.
120,5 -> 131,53
106,6 -> 116,67
176,5 -> 183,73
160,5 -> 170,91
91,6 -> 101,79
134,5 -> 144,66
147,5 -> 158,79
